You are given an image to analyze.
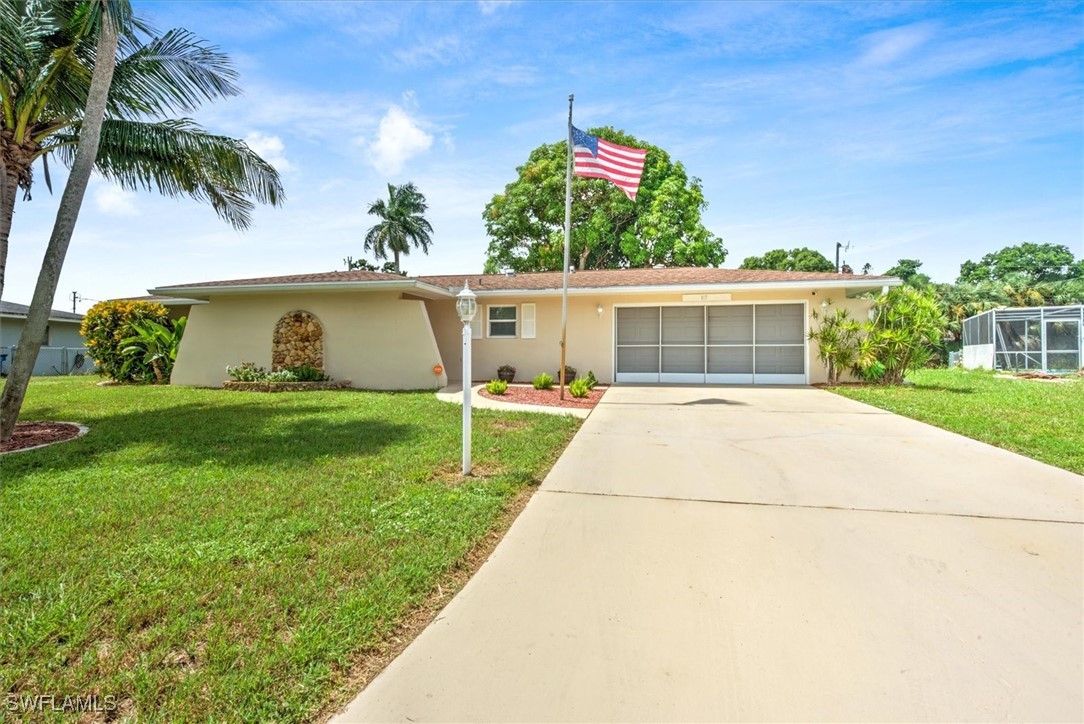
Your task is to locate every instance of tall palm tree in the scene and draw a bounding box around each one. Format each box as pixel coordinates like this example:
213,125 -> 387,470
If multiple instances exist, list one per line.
0,0 -> 285,301
363,182 -> 433,274
0,0 -> 284,441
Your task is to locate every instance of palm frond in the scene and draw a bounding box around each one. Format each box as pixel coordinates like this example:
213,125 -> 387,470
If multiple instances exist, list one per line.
48,117 -> 284,229
109,28 -> 240,118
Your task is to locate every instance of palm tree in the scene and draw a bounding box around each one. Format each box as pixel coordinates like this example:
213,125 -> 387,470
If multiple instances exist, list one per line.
0,0 -> 284,441
363,182 -> 433,274
0,0 -> 285,301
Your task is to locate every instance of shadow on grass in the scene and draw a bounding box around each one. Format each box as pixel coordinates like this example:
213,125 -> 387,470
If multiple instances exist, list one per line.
3,398 -> 422,478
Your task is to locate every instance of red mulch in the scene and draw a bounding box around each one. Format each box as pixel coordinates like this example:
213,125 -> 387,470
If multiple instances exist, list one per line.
478,383 -> 607,410
0,421 -> 82,453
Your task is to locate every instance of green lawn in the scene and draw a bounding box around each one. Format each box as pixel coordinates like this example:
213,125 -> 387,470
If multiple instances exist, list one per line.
0,378 -> 580,721
830,368 -> 1083,475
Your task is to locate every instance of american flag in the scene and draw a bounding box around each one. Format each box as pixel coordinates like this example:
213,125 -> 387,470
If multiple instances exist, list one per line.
572,126 -> 647,201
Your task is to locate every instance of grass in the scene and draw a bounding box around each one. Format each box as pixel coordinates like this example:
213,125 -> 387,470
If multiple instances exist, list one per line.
829,368 -> 1084,475
0,378 -> 581,721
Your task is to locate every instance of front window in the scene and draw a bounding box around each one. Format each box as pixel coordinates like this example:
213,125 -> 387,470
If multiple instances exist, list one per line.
488,306 -> 517,338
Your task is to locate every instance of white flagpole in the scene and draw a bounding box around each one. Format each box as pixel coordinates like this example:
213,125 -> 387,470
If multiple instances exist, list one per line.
560,93 -> 573,399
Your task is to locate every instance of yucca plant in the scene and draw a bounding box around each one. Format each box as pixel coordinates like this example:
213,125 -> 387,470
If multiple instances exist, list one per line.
808,301 -> 863,386
856,287 -> 946,385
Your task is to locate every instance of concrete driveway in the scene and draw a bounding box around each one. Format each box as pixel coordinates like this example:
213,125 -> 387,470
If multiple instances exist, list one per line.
335,385 -> 1084,722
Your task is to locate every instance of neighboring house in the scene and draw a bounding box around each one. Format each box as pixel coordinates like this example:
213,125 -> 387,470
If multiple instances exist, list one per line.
150,267 -> 901,389
0,301 -> 91,375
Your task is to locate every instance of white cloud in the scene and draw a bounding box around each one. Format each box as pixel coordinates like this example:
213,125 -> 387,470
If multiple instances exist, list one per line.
365,105 -> 434,175
857,22 -> 935,67
244,131 -> 294,172
478,0 -> 515,14
392,34 -> 469,67
92,184 -> 139,217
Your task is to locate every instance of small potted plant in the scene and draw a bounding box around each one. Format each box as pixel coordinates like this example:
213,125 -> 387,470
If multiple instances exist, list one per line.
497,364 -> 516,382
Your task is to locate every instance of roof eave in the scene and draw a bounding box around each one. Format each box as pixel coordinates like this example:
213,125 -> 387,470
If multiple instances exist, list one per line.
147,279 -> 455,301
456,278 -> 902,297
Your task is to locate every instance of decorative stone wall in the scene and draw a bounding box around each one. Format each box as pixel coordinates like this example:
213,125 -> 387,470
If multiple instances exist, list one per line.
272,311 -> 324,370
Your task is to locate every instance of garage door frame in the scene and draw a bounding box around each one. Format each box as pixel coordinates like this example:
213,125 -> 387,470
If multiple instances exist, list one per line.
612,300 -> 809,385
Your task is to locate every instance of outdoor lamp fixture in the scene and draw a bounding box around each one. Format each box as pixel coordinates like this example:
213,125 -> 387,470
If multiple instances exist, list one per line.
597,304 -> 604,318
456,281 -> 478,475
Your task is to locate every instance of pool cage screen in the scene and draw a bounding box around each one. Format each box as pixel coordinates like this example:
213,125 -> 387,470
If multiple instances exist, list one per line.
961,305 -> 1083,372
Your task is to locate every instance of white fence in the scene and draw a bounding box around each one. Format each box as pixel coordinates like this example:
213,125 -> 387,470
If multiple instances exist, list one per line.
0,346 -> 97,377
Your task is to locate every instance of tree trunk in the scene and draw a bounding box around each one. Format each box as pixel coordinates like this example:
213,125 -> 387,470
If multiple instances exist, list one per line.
393,250 -> 400,274
0,168 -> 17,302
0,5 -> 119,442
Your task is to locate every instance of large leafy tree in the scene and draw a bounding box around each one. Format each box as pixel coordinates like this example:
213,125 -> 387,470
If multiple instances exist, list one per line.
884,258 -> 931,288
958,243 -> 1080,285
0,0 -> 284,441
363,182 -> 433,274
739,247 -> 834,273
483,127 -> 724,273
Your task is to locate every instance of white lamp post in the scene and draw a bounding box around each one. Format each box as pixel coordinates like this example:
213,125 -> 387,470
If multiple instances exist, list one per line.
456,281 -> 478,475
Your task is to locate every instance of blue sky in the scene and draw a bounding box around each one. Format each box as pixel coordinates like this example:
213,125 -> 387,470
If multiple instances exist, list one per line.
8,0 -> 1083,312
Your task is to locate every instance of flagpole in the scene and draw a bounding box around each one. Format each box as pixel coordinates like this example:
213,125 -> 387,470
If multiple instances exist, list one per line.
560,93 -> 573,400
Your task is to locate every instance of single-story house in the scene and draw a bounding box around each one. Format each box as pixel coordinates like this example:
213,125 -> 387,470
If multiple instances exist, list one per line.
0,301 -> 90,375
149,267 -> 900,388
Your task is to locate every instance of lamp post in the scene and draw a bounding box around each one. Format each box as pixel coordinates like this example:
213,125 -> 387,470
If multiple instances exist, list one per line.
456,281 -> 478,475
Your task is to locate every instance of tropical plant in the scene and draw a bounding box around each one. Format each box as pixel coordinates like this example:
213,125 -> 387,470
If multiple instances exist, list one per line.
265,368 -> 298,382
343,256 -> 404,276
485,379 -> 508,395
584,370 -> 598,390
532,372 -> 554,390
884,259 -> 932,288
0,0 -> 284,441
568,377 -> 591,398
740,247 -> 835,273
120,315 -> 186,383
808,301 -> 863,386
363,182 -> 433,274
482,127 -> 725,273
856,287 -> 947,385
80,299 -> 172,381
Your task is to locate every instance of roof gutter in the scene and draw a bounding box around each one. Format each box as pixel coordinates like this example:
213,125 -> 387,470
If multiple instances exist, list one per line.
441,278 -> 903,298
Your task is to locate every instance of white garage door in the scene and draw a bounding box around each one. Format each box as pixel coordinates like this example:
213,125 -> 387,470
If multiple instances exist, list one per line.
615,304 -> 806,384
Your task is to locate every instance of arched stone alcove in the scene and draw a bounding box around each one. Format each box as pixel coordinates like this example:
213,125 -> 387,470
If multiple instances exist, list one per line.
272,310 -> 324,370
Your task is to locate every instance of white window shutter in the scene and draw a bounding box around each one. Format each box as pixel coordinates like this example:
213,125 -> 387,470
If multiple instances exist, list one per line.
521,303 -> 536,339
471,315 -> 482,339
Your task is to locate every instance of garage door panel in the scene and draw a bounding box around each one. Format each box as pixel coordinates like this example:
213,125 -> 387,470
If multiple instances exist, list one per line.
755,345 -> 805,375
756,304 -> 804,344
617,346 -> 659,374
662,346 -> 705,374
707,346 -> 753,374
707,306 -> 753,345
662,307 -> 704,345
616,308 -> 659,345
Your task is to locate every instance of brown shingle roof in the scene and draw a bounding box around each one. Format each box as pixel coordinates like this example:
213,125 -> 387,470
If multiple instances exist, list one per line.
416,267 -> 895,292
157,270 -> 406,289
151,266 -> 897,296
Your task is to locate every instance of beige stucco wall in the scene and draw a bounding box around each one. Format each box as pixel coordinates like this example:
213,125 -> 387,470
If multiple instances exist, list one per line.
428,289 -> 875,385
172,291 -> 447,389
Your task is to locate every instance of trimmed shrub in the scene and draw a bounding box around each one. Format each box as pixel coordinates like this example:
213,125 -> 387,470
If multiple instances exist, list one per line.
532,372 -> 554,390
568,377 -> 591,398
485,379 -> 509,395
81,300 -> 172,382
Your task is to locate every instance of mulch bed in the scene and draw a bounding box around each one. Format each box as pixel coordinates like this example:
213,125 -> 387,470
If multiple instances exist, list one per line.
478,383 -> 607,410
0,421 -> 83,454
